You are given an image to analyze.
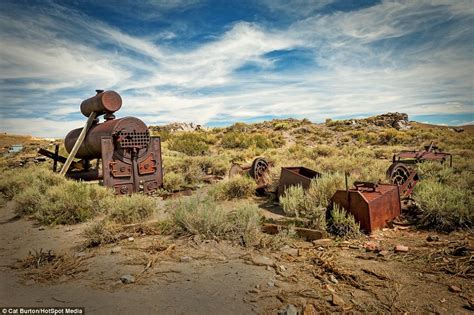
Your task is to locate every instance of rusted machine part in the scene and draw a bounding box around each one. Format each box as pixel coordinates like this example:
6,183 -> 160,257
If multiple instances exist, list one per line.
80,90 -> 122,117
331,182 -> 401,233
38,90 -> 163,195
391,141 -> 452,166
64,117 -> 149,160
277,166 -> 321,198
38,148 -> 84,171
229,157 -> 272,189
386,163 -> 419,199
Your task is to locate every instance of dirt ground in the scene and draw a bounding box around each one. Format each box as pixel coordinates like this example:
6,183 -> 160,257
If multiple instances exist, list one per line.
0,201 -> 472,314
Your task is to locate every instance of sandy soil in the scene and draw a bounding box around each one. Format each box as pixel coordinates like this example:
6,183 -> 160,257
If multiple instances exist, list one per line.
1,201 -> 472,314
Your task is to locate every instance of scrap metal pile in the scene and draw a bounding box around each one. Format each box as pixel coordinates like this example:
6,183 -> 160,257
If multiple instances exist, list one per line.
270,142 -> 452,233
39,90 -> 163,195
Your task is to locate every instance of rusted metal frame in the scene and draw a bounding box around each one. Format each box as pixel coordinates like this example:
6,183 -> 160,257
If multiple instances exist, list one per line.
399,169 -> 418,198
38,148 -> 83,171
60,112 -> 97,176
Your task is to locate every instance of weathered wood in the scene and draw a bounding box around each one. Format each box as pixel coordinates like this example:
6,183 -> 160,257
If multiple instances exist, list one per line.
59,112 -> 96,176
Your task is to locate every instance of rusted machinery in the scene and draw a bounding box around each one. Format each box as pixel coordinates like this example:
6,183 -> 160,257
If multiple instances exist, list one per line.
277,167 -> 321,198
229,157 -> 272,191
386,142 -> 451,198
331,182 -> 401,233
39,90 -> 163,195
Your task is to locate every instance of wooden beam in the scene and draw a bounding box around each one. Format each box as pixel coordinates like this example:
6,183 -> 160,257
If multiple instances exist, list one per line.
59,112 -> 97,176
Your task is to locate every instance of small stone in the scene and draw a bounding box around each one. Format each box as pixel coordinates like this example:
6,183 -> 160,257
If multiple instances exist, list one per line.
449,285 -> 462,293
248,288 -> 260,294
394,245 -> 409,253
111,247 -> 122,254
427,235 -> 439,242
303,304 -> 317,315
440,298 -> 446,303
128,237 -> 134,242
349,245 -> 359,249
329,274 -> 338,284
267,280 -> 275,288
331,293 -> 345,306
278,304 -> 298,315
75,252 -> 86,258
120,274 -> 135,284
317,246 -> 324,251
38,227 -> 45,231
25,279 -> 36,286
279,265 -> 287,271
251,255 -> 275,267
323,284 -> 336,293
378,250 -> 389,257
280,246 -> 299,257
266,266 -> 273,271
364,241 -> 379,252
180,256 -> 193,263
312,238 -> 331,246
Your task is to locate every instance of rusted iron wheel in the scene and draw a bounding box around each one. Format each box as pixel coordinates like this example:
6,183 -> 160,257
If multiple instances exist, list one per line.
249,157 -> 269,183
387,163 -> 411,186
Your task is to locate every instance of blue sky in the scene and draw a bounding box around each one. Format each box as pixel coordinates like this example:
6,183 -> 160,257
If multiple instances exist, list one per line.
0,0 -> 473,137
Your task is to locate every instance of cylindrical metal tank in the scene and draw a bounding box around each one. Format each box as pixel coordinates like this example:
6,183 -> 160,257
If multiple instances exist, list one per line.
64,117 -> 149,159
80,90 -> 122,117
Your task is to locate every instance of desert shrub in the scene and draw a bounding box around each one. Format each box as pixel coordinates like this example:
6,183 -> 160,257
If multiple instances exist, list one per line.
13,186 -> 48,215
104,194 -> 156,224
163,171 -> 186,192
327,205 -> 361,238
1,167 -> 65,201
279,185 -> 306,217
185,156 -> 228,176
221,132 -> 280,150
168,133 -> 209,156
228,122 -> 249,132
312,144 -> 336,157
274,122 -> 290,130
169,196 -> 262,244
414,179 -> 473,232
83,219 -> 122,247
305,173 -> 346,208
34,181 -> 111,225
183,163 -> 205,185
211,175 -> 257,200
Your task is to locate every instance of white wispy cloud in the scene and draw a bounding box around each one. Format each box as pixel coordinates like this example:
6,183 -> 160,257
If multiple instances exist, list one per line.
0,0 -> 472,137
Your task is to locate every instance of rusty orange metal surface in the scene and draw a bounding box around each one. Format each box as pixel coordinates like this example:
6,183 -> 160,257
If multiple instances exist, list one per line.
277,166 -> 321,198
331,182 -> 401,233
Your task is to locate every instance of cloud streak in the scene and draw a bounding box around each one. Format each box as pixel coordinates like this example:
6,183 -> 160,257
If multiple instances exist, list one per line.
0,0 -> 473,137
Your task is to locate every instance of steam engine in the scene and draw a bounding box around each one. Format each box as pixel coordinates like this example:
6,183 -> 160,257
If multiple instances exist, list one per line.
54,90 -> 163,195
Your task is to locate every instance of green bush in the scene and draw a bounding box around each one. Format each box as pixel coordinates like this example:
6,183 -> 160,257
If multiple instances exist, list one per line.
211,175 -> 257,200
34,181 -> 111,225
414,179 -> 473,231
163,171 -> 186,192
168,133 -> 209,156
104,194 -> 156,224
279,185 -> 306,218
327,205 -> 360,239
221,132 -> 280,150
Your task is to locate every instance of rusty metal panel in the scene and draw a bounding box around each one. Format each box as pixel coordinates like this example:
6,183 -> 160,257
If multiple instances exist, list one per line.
277,167 -> 321,198
331,183 -> 401,233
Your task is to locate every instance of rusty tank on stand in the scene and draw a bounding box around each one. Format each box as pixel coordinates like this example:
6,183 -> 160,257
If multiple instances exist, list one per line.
40,90 -> 163,195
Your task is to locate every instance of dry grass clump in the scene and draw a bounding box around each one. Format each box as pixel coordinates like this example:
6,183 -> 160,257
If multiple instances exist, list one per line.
221,132 -> 284,150
414,179 -> 473,232
82,219 -> 123,247
326,205 -> 361,239
211,175 -> 257,200
168,196 -> 262,245
15,249 -> 88,283
104,194 -> 157,224
10,175 -> 111,225
0,166 -> 65,202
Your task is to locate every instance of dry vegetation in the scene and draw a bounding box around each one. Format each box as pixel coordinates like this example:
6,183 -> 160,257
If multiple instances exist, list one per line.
1,115 -> 473,313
